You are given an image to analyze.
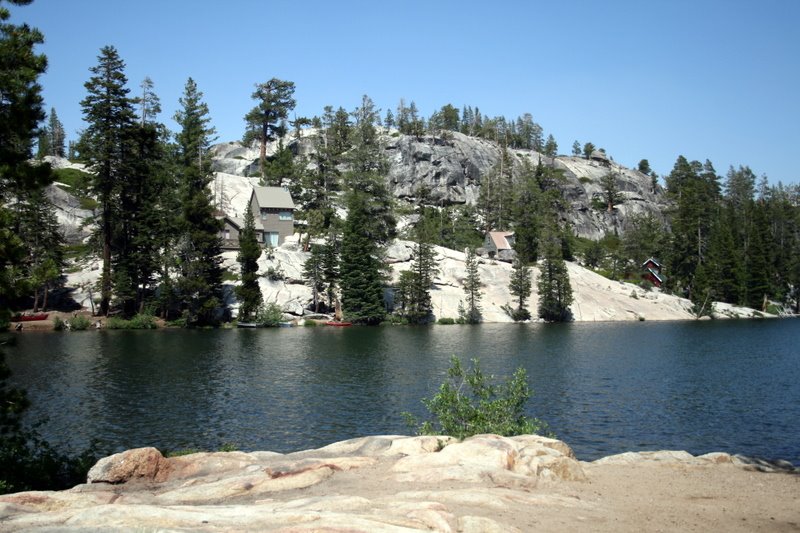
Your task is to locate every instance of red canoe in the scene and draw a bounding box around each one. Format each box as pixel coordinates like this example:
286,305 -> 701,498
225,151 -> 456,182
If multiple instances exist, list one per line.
11,313 -> 49,322
325,321 -> 353,327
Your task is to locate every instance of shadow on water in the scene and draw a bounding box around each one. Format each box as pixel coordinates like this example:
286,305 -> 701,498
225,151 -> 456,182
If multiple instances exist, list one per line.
4,320 -> 800,463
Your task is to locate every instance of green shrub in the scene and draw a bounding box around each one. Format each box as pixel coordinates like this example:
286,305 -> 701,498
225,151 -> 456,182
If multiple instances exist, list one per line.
166,318 -> 187,328
302,320 -> 317,327
437,317 -> 456,325
256,302 -> 284,327
52,317 -> 67,331
384,314 -> 409,325
70,315 -> 92,331
578,176 -> 592,184
403,357 -> 550,440
106,313 -> 157,330
52,168 -> 92,191
79,197 -> 98,211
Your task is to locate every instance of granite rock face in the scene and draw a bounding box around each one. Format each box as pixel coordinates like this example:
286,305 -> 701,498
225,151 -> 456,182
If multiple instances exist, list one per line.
209,131 -> 670,240
2,435 -> 791,532
0,434 -> 587,532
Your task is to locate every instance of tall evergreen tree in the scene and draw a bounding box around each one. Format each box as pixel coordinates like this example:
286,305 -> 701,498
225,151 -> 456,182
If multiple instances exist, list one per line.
136,76 -> 161,126
303,243 -> 325,313
80,45 -> 137,316
339,190 -> 385,325
543,134 -> 558,157
460,247 -> 482,324
537,225 -> 573,322
173,77 -> 224,325
664,157 -> 720,300
45,107 -> 65,157
508,256 -> 532,321
344,95 -> 396,245
0,0 -> 52,325
599,172 -> 620,212
402,226 -> 438,324
236,202 -> 262,322
511,159 -> 542,262
243,78 -> 296,178
16,186 -> 63,312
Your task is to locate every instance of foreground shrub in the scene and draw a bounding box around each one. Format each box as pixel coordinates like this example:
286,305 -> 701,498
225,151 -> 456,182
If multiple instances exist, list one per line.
70,315 -> 92,331
404,356 -> 549,440
437,317 -> 456,325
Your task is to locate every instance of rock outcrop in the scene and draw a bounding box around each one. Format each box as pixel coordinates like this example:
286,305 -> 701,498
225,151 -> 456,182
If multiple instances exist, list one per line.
1,434 -> 796,532
210,131 -> 670,240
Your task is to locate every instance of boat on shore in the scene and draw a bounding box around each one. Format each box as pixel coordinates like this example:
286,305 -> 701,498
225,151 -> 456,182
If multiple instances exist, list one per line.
236,322 -> 258,328
11,313 -> 49,322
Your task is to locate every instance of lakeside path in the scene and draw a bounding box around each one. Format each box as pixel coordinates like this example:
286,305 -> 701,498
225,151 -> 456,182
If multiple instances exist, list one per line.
0,434 -> 797,531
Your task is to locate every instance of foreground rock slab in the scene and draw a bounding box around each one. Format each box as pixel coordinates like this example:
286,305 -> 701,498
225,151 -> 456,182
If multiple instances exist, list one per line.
1,434 -> 798,532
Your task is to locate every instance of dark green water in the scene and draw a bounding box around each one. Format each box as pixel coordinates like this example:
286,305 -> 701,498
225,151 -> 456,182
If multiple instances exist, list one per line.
5,320 -> 800,463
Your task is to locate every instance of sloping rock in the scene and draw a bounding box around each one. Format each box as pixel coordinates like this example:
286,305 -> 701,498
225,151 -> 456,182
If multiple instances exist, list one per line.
2,435 -> 795,532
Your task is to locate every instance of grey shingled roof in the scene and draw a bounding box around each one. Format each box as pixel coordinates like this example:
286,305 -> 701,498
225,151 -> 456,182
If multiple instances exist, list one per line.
252,186 -> 295,210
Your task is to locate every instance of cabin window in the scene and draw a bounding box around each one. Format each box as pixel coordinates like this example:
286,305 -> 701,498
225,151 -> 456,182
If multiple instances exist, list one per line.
279,210 -> 292,221
260,208 -> 268,220
265,232 -> 279,247
224,230 -> 231,240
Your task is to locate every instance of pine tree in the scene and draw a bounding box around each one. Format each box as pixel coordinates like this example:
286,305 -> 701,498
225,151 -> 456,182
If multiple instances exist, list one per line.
460,247 -> 482,324
403,227 -> 438,324
173,77 -> 224,326
543,134 -> 558,157
339,191 -> 385,325
303,243 -> 325,313
571,140 -> 581,157
599,172 -> 620,212
80,45 -> 137,316
0,0 -> 52,325
136,76 -> 161,126
537,226 -> 573,322
236,202 -> 262,322
344,96 -> 396,245
511,159 -> 543,262
243,78 -> 296,178
508,256 -> 531,321
46,107 -> 65,157
16,187 -> 63,312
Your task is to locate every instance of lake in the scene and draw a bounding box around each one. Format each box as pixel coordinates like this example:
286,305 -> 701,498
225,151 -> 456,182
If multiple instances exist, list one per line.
4,319 -> 799,464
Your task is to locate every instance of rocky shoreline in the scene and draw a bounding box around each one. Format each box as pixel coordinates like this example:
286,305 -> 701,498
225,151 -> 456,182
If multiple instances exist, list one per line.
1,434 -> 797,531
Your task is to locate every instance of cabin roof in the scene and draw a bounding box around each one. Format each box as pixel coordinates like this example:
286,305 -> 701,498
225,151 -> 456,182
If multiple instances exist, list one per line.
642,257 -> 662,269
252,186 -> 295,210
488,231 -> 514,251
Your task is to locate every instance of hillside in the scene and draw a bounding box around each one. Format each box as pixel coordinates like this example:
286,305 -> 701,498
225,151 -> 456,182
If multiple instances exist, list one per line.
211,130 -> 669,240
48,136 -> 766,322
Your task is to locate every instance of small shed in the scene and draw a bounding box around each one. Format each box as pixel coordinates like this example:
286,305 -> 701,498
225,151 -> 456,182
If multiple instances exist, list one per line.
641,257 -> 664,288
483,231 -> 516,262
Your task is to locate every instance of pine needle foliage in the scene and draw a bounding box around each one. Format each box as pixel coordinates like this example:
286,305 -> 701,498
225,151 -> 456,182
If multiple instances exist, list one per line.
404,357 -> 549,440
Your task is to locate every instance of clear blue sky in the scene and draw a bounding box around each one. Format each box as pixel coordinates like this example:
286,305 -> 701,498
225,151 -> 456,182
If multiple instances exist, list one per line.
15,0 -> 800,185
